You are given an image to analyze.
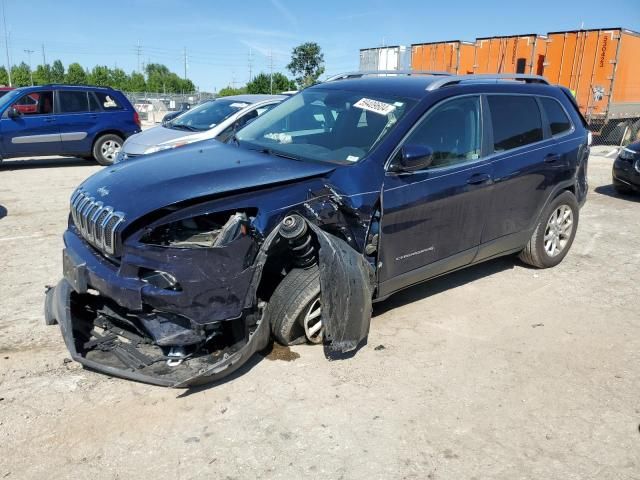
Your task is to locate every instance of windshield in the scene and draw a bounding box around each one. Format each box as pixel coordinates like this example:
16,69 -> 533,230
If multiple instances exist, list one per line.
168,99 -> 249,132
235,88 -> 415,164
0,89 -> 24,110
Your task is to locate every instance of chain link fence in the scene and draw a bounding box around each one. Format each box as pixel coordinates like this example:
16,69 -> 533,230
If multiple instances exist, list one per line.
589,116 -> 640,147
123,91 -> 216,123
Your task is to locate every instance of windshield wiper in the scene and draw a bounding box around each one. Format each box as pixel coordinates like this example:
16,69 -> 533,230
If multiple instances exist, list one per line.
170,124 -> 199,132
255,147 -> 300,161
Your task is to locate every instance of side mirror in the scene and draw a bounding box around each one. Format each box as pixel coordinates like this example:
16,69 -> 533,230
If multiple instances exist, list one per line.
393,144 -> 434,172
7,107 -> 21,119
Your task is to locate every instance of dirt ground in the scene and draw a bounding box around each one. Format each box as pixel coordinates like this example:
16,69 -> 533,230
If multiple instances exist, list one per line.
0,149 -> 638,480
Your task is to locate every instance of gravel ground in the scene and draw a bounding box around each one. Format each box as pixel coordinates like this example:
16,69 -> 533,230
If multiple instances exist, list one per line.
0,150 -> 638,479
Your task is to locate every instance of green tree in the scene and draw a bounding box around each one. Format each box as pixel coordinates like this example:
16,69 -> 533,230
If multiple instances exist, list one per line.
66,63 -> 87,84
127,71 -> 146,91
247,72 -> 295,94
0,66 -> 9,86
108,68 -> 129,90
179,78 -> 196,93
218,85 -> 247,97
33,64 -> 52,85
88,65 -> 110,86
287,42 -> 325,88
11,62 -> 32,87
51,60 -> 65,83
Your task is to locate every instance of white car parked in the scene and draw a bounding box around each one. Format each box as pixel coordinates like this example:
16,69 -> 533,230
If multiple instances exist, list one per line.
117,94 -> 285,161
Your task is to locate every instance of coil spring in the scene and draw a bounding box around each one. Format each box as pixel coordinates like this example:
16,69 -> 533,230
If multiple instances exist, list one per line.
279,214 -> 317,268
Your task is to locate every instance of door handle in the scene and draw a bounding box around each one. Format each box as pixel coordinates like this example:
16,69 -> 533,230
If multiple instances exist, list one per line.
43,117 -> 55,123
466,173 -> 492,185
544,153 -> 561,163
90,114 -> 98,119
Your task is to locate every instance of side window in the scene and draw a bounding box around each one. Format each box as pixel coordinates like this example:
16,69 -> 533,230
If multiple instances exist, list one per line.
255,104 -> 276,117
94,91 -> 123,110
488,95 -> 543,152
539,97 -> 572,136
58,91 -> 89,113
11,91 -> 53,115
88,92 -> 102,112
236,109 -> 258,129
403,95 -> 482,169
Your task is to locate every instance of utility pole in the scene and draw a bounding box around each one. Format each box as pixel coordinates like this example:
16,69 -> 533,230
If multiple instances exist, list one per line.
248,48 -> 253,82
135,40 -> 142,72
41,43 -> 46,65
24,49 -> 34,85
269,49 -> 274,94
2,0 -> 11,86
183,46 -> 187,80
41,43 -> 48,82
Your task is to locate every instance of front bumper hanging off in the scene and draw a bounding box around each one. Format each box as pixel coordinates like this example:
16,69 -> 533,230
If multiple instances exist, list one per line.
45,278 -> 271,387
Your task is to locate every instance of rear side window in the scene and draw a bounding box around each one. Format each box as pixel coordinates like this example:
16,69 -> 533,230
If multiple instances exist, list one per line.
94,91 -> 123,110
88,92 -> 102,112
488,95 -> 543,152
539,97 -> 572,136
58,91 -> 89,113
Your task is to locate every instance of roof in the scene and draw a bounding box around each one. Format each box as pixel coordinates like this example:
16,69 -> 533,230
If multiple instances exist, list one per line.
218,94 -> 285,103
315,75 -> 443,99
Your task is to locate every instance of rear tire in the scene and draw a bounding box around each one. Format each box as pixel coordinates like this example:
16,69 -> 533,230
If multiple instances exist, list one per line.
519,191 -> 579,269
93,134 -> 123,166
265,266 -> 323,346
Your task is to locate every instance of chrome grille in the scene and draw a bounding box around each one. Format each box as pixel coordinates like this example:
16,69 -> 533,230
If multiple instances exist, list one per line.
70,190 -> 125,255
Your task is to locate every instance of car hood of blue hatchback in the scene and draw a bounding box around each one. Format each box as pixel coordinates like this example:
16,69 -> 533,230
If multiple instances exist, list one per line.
76,141 -> 336,223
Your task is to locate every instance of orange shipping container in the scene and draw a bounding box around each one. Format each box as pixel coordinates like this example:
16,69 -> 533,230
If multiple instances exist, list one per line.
411,41 -> 475,74
544,28 -> 640,121
473,34 -> 547,75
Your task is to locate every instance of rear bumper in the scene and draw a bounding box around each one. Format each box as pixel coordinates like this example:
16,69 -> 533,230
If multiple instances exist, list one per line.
45,278 -> 270,388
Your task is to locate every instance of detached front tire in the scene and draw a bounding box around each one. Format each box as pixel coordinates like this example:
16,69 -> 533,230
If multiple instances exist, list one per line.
519,191 -> 579,269
93,134 -> 123,166
266,265 -> 323,346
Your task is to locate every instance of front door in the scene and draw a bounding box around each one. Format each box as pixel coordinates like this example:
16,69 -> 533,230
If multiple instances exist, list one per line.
0,90 -> 61,157
378,95 -> 494,297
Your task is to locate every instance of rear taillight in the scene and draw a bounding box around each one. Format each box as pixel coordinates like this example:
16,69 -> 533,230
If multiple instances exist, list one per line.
133,110 -> 141,129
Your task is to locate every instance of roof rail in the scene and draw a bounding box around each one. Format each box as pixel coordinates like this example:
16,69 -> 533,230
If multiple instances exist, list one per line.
326,70 -> 451,82
426,74 -> 550,90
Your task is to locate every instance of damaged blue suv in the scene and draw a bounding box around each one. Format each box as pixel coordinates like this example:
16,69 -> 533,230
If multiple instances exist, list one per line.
45,73 -> 590,387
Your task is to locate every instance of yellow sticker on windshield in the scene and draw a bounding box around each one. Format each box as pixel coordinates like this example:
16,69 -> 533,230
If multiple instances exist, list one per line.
354,98 -> 396,116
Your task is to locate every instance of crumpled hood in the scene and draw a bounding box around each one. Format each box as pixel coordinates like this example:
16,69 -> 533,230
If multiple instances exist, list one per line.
77,141 -> 335,224
123,125 -> 213,154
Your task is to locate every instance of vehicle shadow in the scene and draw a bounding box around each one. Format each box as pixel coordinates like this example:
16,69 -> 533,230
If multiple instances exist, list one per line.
181,256 -> 516,397
373,256 -> 515,316
0,205 -> 6,220
0,157 -> 97,170
594,184 -> 640,203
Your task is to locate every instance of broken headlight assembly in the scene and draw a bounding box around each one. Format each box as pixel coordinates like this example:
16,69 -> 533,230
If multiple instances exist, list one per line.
140,210 -> 255,248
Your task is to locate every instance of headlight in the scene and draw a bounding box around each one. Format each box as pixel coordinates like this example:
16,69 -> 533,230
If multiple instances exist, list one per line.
144,143 -> 181,155
619,147 -> 638,161
141,211 -> 254,248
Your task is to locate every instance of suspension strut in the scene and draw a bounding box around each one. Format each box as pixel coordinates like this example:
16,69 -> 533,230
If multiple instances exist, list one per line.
279,214 -> 317,268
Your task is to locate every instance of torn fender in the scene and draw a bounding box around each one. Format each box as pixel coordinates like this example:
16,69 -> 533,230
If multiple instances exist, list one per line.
307,223 -> 375,354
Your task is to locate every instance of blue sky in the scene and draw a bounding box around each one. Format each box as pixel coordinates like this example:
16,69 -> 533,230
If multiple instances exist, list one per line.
3,0 -> 639,92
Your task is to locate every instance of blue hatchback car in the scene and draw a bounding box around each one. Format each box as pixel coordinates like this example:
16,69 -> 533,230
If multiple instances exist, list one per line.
46,73 -> 590,387
0,85 -> 140,165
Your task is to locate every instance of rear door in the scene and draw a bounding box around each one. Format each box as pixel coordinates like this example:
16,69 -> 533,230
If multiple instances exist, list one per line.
378,95 -> 494,296
55,90 -> 98,155
480,94 -> 572,249
0,90 -> 61,157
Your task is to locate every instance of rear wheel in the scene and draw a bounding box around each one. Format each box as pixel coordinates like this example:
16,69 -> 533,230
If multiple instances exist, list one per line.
93,134 -> 123,166
265,266 -> 323,346
519,191 -> 579,269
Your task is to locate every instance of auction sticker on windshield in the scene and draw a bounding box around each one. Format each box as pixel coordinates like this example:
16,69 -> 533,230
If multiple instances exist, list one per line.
354,98 -> 396,116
